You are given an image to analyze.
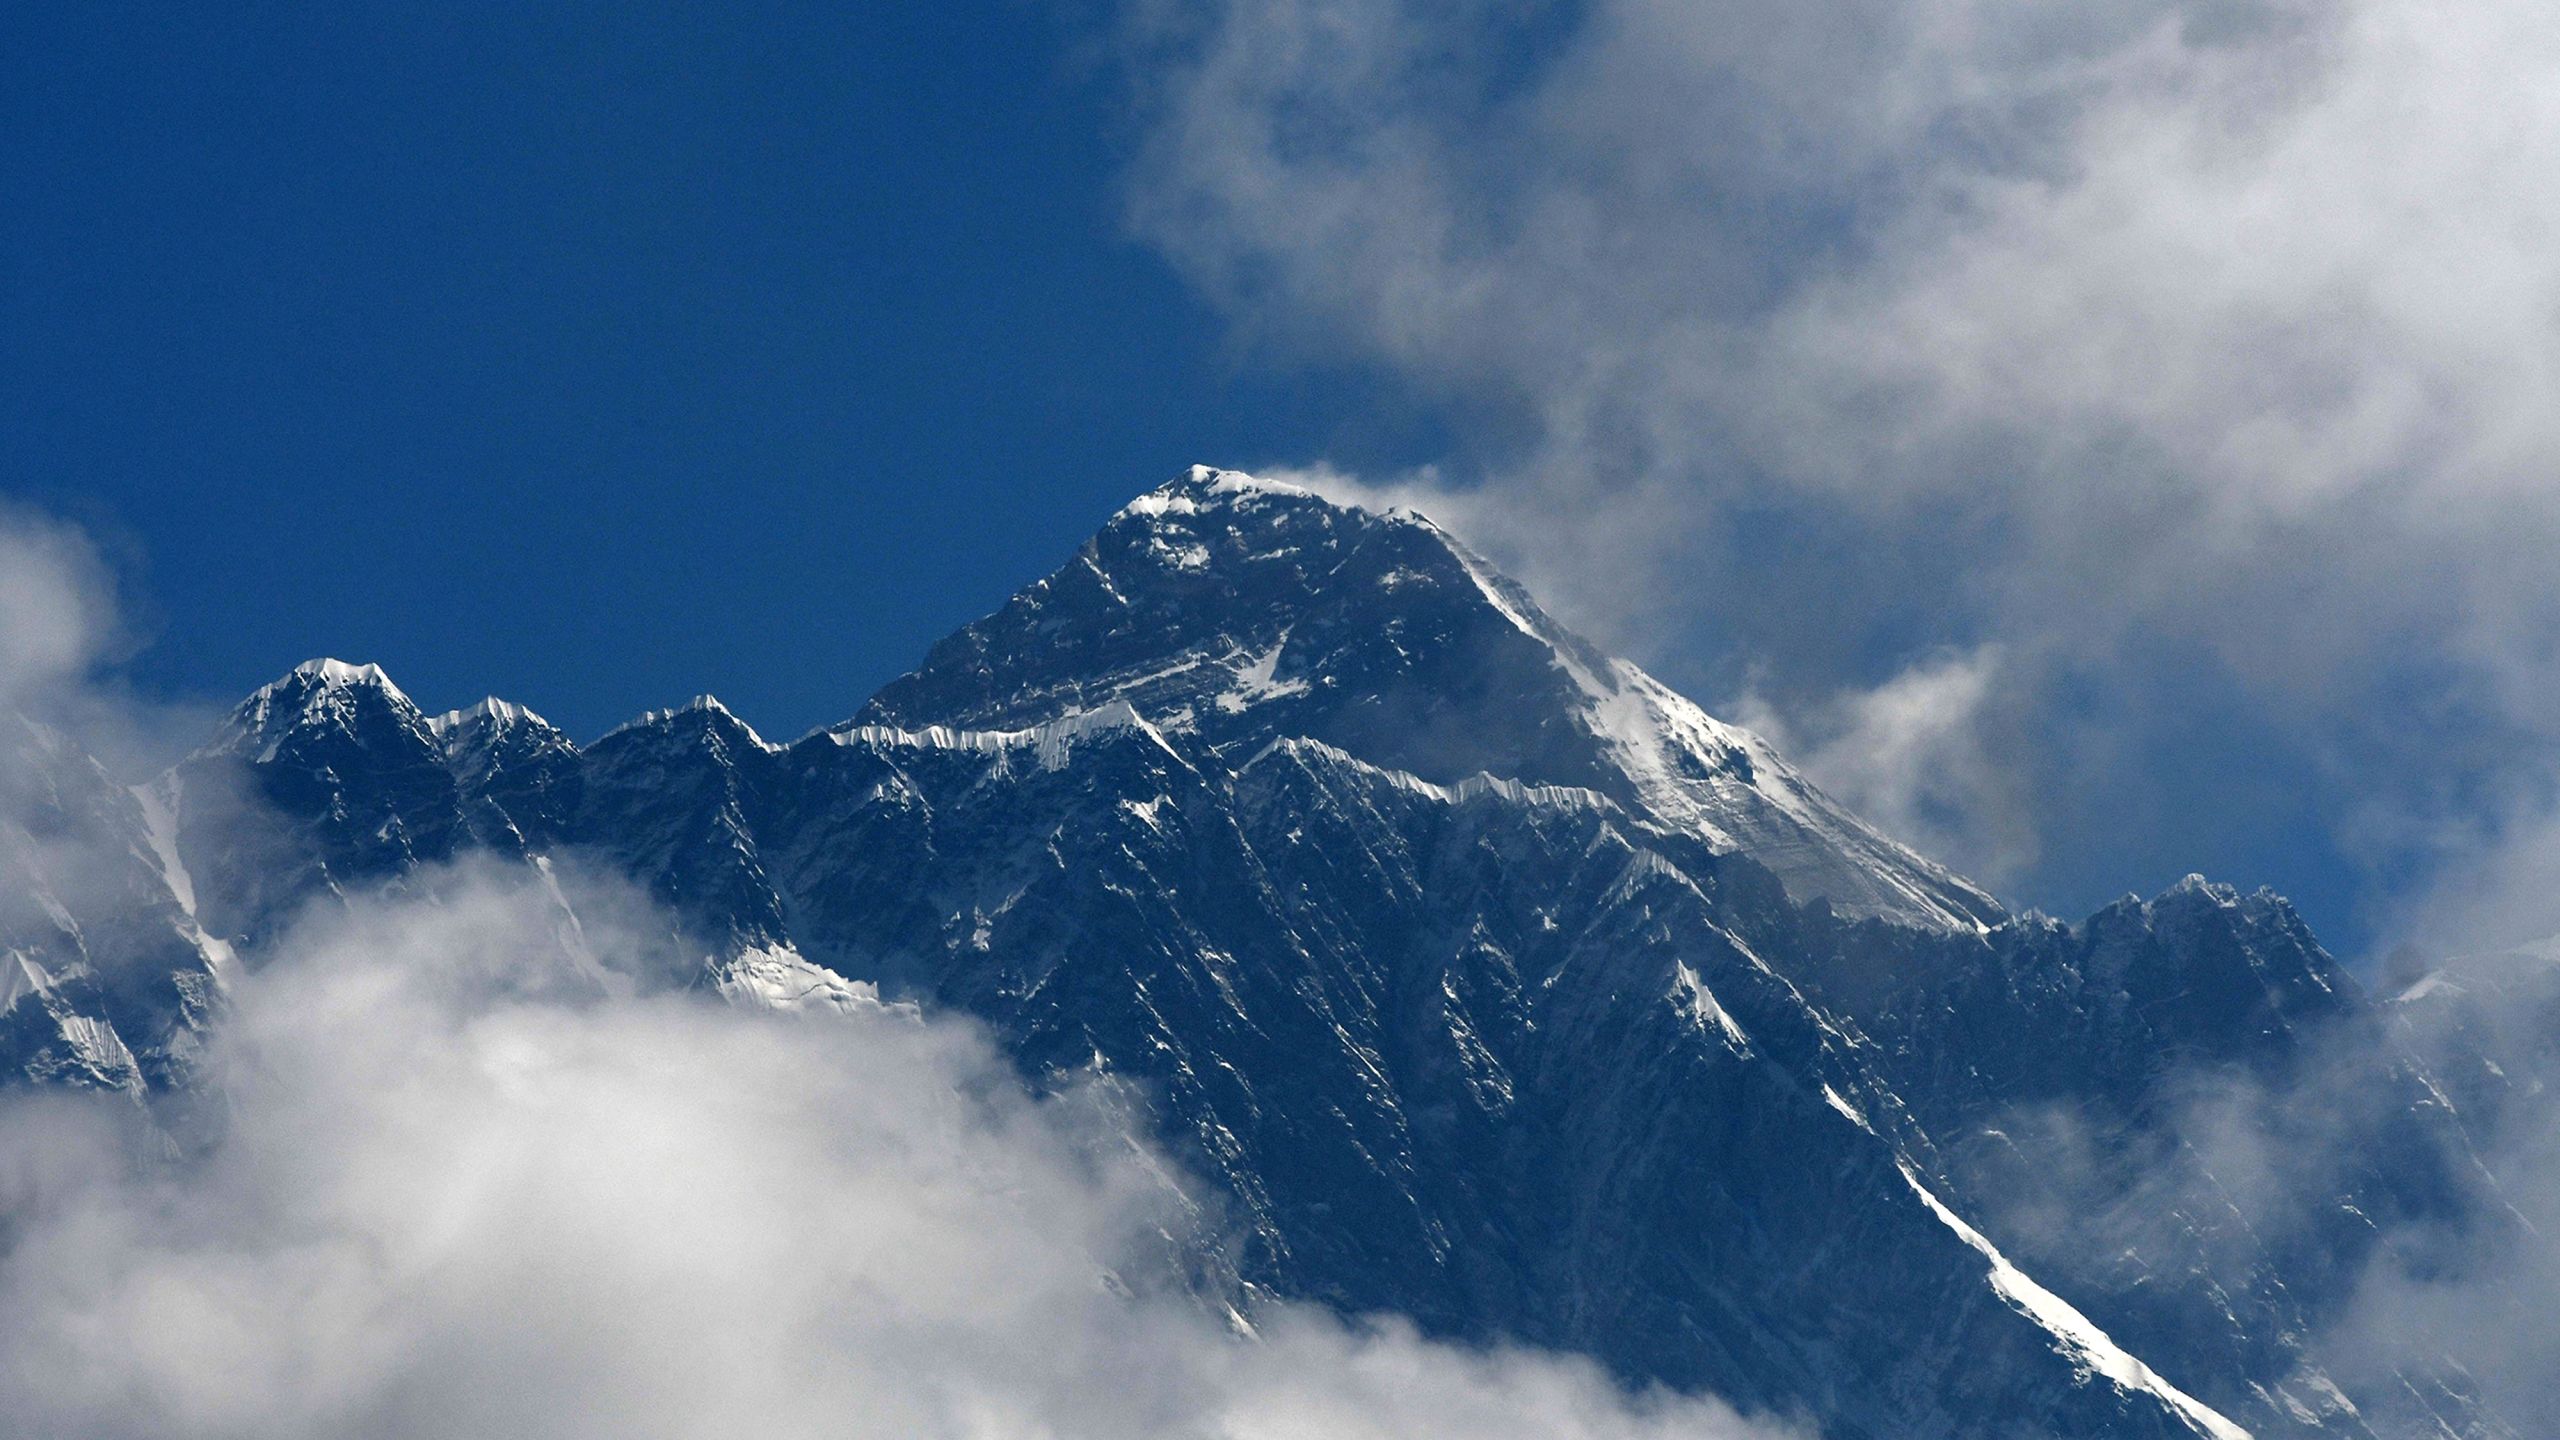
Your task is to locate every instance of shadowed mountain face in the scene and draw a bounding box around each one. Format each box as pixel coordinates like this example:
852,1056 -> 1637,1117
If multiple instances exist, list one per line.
0,469 -> 2517,1437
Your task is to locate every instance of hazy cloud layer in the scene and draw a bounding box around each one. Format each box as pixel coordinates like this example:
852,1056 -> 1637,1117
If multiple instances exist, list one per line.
1736,644 -> 2030,883
2334,953 -> 2560,1432
0,864 -> 1791,1440
0,503 -> 223,788
0,506 -> 205,1012
1111,0 -> 2560,941
1982,944 -> 2560,1431
0,505 -> 116,720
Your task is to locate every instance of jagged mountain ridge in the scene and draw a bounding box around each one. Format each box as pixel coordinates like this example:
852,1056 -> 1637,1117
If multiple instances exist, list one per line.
0,468 -> 2513,1438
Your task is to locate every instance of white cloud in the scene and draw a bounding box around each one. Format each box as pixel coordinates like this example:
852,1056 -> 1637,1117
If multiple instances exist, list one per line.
2388,784 -> 2560,960
2338,942 -> 2560,1432
0,863 -> 1791,1440
1111,0 -> 2560,929
0,504 -> 219,788
0,503 -> 120,722
1740,645 -> 2034,882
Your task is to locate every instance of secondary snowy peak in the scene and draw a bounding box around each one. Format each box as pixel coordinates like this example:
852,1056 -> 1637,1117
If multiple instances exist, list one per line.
429,697 -> 577,795
861,466 -> 2000,931
593,694 -> 779,755
427,695 -> 552,738
209,657 -> 437,765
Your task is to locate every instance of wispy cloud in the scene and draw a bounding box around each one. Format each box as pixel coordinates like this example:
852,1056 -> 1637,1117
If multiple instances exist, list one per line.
1737,644 -> 2035,883
2324,952 -> 2560,1432
1955,940 -> 2560,1432
0,505 -> 117,720
1107,0 -> 2560,930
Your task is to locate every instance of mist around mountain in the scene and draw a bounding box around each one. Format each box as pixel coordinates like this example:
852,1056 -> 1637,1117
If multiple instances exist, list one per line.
3,471 -> 2556,1438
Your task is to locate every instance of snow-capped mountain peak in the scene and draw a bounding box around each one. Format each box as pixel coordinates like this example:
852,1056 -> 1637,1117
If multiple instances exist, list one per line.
429,697 -> 575,795
426,695 -> 551,738
211,656 -> 427,763
865,466 -> 1998,930
595,694 -> 778,753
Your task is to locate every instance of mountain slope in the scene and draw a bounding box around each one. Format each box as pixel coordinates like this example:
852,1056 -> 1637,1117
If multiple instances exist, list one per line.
3,467 -> 2516,1437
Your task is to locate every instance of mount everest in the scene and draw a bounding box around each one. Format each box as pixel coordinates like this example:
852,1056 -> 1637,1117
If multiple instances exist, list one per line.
0,467 -> 2536,1438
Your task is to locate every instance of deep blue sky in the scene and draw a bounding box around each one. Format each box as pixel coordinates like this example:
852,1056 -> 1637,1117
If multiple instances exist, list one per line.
1,3 -> 1435,740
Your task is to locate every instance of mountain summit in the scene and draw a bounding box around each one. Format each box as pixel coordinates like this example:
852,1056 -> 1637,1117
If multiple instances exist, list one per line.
0,468 -> 2511,1438
866,466 -> 1999,931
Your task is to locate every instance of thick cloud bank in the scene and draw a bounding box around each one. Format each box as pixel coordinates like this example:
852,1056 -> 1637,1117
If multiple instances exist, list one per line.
1111,0 -> 2560,942
0,864 -> 1787,1440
